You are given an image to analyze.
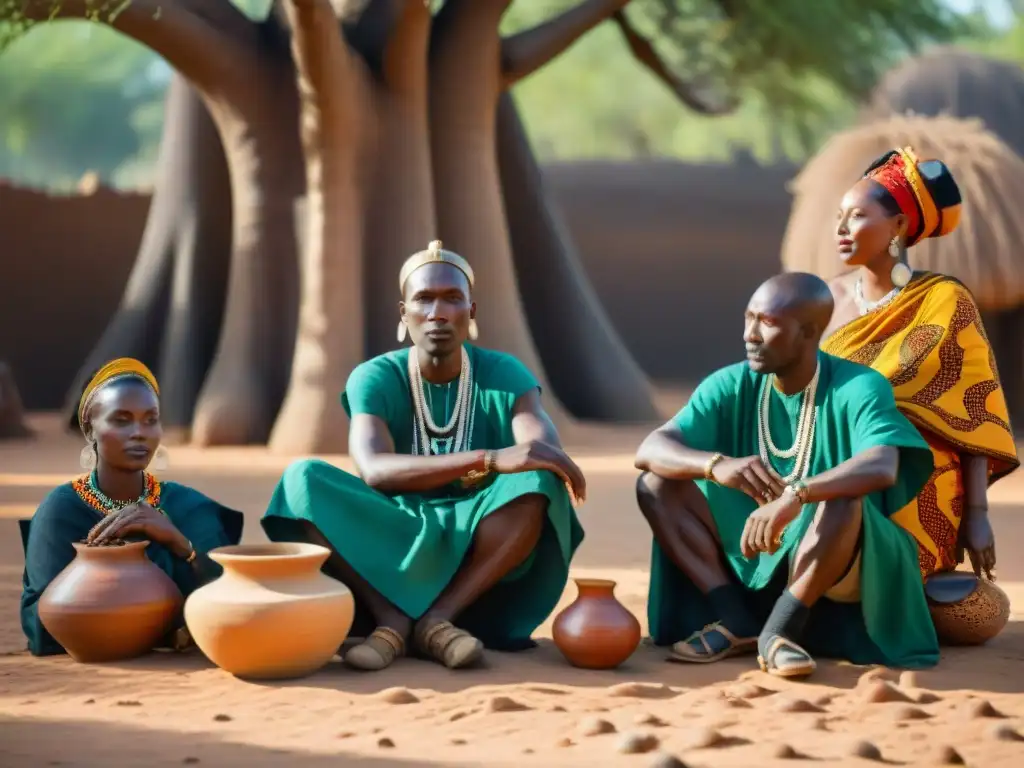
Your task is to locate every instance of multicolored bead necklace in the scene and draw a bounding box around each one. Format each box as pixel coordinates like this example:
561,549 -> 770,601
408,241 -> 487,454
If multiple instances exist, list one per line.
72,471 -> 162,516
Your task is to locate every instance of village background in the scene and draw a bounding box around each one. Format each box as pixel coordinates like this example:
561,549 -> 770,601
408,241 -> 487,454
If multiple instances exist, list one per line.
4,1 -> 1024,766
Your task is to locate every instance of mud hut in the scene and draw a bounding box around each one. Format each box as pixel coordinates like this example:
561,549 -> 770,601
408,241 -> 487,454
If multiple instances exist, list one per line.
866,47 -> 1024,157
780,113 -> 1024,428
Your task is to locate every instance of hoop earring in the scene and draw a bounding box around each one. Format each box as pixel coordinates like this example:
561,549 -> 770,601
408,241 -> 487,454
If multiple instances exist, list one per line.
889,236 -> 911,287
396,321 -> 407,343
79,443 -> 96,471
150,445 -> 169,472
468,319 -> 479,341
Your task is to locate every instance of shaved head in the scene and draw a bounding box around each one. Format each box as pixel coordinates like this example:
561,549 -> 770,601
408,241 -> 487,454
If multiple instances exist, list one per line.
743,272 -> 834,377
750,273 -> 834,335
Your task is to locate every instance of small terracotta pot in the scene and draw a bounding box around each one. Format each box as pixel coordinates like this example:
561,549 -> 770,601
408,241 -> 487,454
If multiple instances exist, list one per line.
552,578 -> 641,669
38,541 -> 183,663
184,543 -> 354,680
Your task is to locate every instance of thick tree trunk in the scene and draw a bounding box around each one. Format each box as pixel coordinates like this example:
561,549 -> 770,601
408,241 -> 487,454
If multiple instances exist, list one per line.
429,0 -> 567,421
362,0 -> 436,356
268,0 -> 367,454
156,77 -> 233,439
190,27 -> 307,446
496,93 -> 657,421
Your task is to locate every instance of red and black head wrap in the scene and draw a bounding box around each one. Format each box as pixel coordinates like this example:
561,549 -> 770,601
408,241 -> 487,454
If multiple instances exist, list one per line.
862,147 -> 962,247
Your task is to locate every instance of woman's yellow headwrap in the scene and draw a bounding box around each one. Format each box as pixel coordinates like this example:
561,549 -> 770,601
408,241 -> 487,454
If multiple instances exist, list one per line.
862,146 -> 962,247
399,240 -> 474,294
77,358 -> 160,430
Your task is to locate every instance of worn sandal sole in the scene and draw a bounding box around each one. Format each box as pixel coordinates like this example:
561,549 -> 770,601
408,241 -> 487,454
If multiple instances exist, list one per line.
668,637 -> 757,664
757,636 -> 817,678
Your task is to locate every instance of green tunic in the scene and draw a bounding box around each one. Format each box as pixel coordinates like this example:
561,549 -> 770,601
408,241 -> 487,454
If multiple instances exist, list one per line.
649,352 -> 940,668
261,344 -> 584,650
20,477 -> 244,656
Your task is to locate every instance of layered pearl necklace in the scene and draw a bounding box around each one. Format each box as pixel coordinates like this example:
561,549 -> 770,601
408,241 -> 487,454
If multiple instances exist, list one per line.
853,277 -> 902,316
408,347 -> 476,455
757,362 -> 820,484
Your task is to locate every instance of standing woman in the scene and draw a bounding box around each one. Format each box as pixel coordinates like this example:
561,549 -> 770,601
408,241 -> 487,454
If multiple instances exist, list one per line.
20,358 -> 244,656
823,148 -> 1018,604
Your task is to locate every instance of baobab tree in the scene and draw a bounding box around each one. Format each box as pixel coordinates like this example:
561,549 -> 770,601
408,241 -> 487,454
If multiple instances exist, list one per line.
1,0 -> 963,453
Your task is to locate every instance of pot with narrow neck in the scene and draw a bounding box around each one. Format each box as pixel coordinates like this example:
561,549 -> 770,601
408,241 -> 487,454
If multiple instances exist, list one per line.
38,541 -> 184,663
552,578 -> 641,669
184,543 -> 354,680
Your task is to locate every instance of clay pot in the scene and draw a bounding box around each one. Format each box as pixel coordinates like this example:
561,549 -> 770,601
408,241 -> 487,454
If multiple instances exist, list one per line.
38,541 -> 183,663
926,571 -> 1011,645
552,578 -> 641,669
184,543 -> 354,680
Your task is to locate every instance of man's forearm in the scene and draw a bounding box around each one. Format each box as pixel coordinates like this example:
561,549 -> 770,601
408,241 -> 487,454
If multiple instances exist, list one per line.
357,450 -> 489,493
635,431 -> 718,480
801,446 -> 899,504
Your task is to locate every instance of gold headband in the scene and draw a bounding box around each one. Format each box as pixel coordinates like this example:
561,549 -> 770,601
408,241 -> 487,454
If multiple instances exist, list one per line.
398,240 -> 475,293
78,357 -> 160,429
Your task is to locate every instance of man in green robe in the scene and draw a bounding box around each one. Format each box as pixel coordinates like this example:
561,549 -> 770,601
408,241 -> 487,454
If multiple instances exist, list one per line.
635,273 -> 938,677
262,241 -> 586,672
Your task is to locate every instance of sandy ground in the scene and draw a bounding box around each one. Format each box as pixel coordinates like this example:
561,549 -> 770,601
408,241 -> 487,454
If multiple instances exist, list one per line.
2,416 -> 1024,767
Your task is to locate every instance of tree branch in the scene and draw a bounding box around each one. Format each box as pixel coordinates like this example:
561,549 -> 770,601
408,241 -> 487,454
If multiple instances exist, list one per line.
10,0 -> 257,93
611,8 -> 737,115
500,0 -> 632,87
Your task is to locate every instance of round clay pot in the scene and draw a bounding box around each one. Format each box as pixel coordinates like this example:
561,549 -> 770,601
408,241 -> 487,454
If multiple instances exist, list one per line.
926,571 -> 1011,645
38,541 -> 183,663
184,543 -> 354,680
552,578 -> 641,669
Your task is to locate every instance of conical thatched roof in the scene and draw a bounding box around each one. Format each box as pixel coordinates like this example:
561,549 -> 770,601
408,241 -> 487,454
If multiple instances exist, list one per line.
780,114 -> 1024,311
866,47 -> 1024,157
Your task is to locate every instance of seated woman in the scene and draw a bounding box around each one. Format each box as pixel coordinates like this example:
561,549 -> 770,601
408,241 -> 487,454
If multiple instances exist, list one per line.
824,147 -> 1019,627
262,240 -> 586,672
20,358 -> 244,656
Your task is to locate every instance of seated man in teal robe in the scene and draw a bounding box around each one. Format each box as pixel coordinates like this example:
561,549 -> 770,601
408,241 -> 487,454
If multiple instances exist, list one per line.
262,240 -> 586,672
635,273 -> 938,677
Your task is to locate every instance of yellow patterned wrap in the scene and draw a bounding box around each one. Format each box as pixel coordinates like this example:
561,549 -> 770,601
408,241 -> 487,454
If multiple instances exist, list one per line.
78,358 -> 160,427
823,272 -> 1018,576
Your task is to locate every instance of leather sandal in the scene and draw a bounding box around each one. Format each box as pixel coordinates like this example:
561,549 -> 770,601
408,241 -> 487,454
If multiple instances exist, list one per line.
344,626 -> 407,671
757,635 -> 816,678
415,620 -> 484,669
668,622 -> 758,664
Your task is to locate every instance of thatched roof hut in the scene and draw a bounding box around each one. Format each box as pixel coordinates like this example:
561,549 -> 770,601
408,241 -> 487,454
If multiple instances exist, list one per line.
866,47 -> 1024,157
780,114 -> 1024,311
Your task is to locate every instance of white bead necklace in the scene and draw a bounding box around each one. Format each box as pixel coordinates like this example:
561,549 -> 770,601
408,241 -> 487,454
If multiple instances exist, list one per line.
854,277 -> 902,317
757,362 -> 819,484
408,347 -> 475,455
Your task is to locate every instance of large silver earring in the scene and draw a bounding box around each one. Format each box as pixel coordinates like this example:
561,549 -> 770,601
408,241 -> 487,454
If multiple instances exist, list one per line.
888,236 -> 901,259
150,445 -> 169,472
468,319 -> 479,341
396,321 -> 407,343
890,261 -> 912,288
79,443 -> 96,471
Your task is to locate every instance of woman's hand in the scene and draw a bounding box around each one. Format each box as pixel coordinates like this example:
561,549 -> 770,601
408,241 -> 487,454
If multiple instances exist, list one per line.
494,440 -> 587,506
87,502 -> 192,559
957,506 -> 996,580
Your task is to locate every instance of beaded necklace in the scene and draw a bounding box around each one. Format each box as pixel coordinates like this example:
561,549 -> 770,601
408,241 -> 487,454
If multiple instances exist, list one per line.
757,362 -> 819,484
72,471 -> 162,516
408,347 -> 476,455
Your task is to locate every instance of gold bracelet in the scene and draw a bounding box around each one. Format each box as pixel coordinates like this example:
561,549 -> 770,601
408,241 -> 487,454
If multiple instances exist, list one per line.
704,452 -> 724,482
461,450 -> 496,488
185,541 -> 197,564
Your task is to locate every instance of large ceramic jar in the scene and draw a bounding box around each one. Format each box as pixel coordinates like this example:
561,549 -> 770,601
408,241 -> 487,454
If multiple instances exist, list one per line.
184,543 -> 354,680
552,578 -> 641,669
39,541 -> 183,663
